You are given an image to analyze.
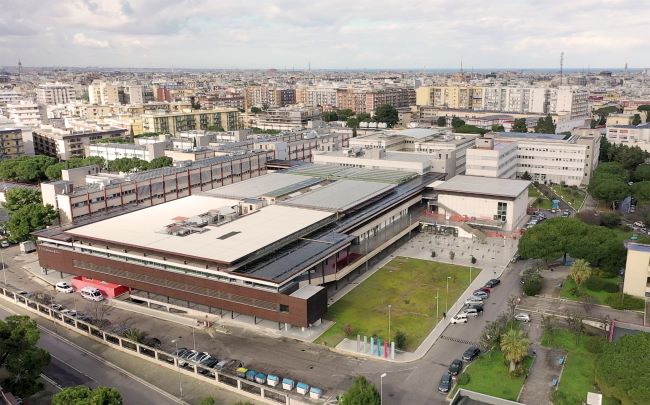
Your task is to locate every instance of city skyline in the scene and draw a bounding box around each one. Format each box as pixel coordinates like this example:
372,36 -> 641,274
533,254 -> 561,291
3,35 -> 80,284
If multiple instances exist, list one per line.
1,0 -> 648,69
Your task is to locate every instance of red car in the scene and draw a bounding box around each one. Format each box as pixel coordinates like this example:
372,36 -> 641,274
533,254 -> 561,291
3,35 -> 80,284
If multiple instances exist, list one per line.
478,287 -> 491,294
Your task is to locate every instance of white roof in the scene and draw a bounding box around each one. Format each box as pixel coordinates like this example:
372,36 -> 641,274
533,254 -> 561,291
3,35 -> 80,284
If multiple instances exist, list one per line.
434,175 -> 530,199
204,173 -> 311,199
68,195 -> 334,264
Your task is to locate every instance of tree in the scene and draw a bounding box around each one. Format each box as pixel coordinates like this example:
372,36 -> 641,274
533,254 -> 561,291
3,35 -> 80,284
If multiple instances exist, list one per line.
373,104 -> 399,128
0,316 -> 51,397
454,124 -> 488,135
321,111 -> 338,122
596,333 -> 650,404
122,328 -> 148,343
491,124 -> 505,132
633,164 -> 650,182
593,106 -> 622,126
147,156 -> 173,170
523,275 -> 542,296
540,314 -> 557,343
199,397 -> 216,405
534,115 -> 556,134
521,171 -> 532,180
6,203 -> 58,242
357,112 -> 372,123
479,313 -> 510,354
52,386 -> 122,405
507,295 -> 518,317
570,259 -> 592,287
337,109 -> 354,120
500,328 -> 530,373
512,118 -> 528,133
449,251 -> 455,261
2,188 -> 42,214
394,330 -> 407,350
632,114 -> 642,126
638,105 -> 650,122
589,177 -> 629,205
340,376 -> 380,405
250,106 -> 262,114
108,157 -> 150,173
565,312 -> 585,342
631,181 -> 650,202
450,117 -> 465,129
346,117 -> 360,129
436,116 -> 447,127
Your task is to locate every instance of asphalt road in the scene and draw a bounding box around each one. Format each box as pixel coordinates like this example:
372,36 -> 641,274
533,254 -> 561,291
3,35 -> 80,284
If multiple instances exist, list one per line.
0,304 -> 181,405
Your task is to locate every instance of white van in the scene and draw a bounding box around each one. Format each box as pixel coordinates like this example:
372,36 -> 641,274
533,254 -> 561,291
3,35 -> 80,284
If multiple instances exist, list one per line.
80,287 -> 104,302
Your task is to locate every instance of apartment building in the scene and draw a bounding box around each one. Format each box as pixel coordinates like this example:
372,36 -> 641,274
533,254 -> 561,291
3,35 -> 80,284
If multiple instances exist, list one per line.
623,243 -> 650,299
253,107 -> 320,130
606,124 -> 650,152
486,131 -> 600,186
297,86 -> 338,108
88,81 -> 120,105
244,86 -> 296,110
364,88 -> 416,113
254,130 -> 350,161
33,127 -> 128,160
141,108 -> 241,135
0,90 -> 21,106
86,142 -> 166,162
416,85 -> 588,118
5,101 -> 41,128
0,128 -> 25,159
36,83 -> 76,105
465,138 -> 518,179
41,151 -> 274,224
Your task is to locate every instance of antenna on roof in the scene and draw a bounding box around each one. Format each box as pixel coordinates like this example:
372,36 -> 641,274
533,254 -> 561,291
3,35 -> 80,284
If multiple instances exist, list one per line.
560,52 -> 564,83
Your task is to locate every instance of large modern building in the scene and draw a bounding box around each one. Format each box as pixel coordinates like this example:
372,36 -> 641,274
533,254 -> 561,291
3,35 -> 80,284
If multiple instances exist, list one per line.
623,243 -> 650,299
86,141 -> 167,162
141,108 -> 241,135
429,175 -> 530,232
606,124 -> 650,152
36,83 -> 76,105
5,101 -> 41,128
465,138 -> 518,179
41,151 -> 275,224
33,127 -> 128,160
252,107 -> 320,131
483,131 -> 600,186
36,166 -> 444,328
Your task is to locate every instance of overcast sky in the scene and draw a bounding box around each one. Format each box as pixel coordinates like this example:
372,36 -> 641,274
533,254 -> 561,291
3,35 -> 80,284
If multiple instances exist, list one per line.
0,0 -> 647,70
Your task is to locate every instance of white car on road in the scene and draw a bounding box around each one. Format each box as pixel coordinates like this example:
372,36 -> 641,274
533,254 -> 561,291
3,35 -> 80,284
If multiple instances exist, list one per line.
450,314 -> 468,324
514,312 -> 531,322
55,281 -> 74,293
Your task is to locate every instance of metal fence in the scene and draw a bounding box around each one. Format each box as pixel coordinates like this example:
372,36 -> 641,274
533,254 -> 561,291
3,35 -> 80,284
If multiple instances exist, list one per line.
0,287 -> 321,405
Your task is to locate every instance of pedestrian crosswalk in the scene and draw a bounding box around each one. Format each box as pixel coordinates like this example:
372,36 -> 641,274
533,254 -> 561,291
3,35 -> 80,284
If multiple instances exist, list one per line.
439,335 -> 479,346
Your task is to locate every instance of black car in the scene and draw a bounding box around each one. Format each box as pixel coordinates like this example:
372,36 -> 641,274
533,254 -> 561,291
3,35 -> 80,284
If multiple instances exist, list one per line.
469,305 -> 484,314
485,279 -> 501,288
462,346 -> 481,362
449,359 -> 463,376
437,372 -> 452,393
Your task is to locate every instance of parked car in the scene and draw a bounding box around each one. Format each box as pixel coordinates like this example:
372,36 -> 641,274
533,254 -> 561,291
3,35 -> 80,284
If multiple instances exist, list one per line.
188,351 -> 211,364
462,308 -> 480,318
198,358 -> 219,374
437,372 -> 453,393
472,290 -> 489,299
470,293 -> 487,301
462,346 -> 481,362
477,286 -> 491,294
178,350 -> 197,366
468,305 -> 484,314
448,359 -> 463,376
514,312 -> 531,322
49,303 -> 64,311
485,278 -> 501,288
216,359 -> 242,371
55,281 -> 74,293
634,221 -> 645,228
450,314 -> 468,324
464,297 -> 484,305
0,240 -> 9,248
562,210 -> 570,217
79,286 -> 103,302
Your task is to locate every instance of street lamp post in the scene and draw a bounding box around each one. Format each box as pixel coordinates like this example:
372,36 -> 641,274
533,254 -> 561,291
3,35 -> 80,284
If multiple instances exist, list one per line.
387,304 -> 392,342
171,338 -> 183,400
380,372 -> 387,405
469,266 -> 472,285
445,276 -> 452,312
436,290 -> 439,320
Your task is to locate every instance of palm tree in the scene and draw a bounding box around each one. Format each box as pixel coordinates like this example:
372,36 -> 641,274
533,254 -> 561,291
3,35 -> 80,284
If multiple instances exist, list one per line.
570,259 -> 592,287
500,328 -> 530,373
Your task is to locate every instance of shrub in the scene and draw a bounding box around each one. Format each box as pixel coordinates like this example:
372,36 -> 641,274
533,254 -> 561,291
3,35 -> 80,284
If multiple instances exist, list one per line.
449,251 -> 455,261
583,276 -> 617,292
470,256 -> 477,264
605,293 -> 645,310
457,373 -> 470,385
523,276 -> 542,296
393,331 -> 406,348
343,324 -> 354,337
600,212 -> 621,228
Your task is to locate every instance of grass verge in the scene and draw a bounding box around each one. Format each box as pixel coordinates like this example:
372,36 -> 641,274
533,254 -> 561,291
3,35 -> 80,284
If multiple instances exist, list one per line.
459,350 -> 533,401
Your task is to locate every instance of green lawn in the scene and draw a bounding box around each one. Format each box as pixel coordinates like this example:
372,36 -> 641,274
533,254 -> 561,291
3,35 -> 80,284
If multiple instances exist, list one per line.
528,185 -> 541,198
551,185 -> 586,209
533,196 -> 552,210
542,329 -> 609,405
315,257 -> 479,351
460,350 -> 533,401
560,275 -> 619,305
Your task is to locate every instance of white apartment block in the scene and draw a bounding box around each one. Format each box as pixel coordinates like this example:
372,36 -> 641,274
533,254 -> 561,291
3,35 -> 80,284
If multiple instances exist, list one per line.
299,86 -> 338,107
485,131 -> 600,186
6,101 -> 41,128
86,141 -> 166,162
465,138 -> 517,179
606,124 -> 650,152
0,90 -> 22,105
36,83 -> 76,105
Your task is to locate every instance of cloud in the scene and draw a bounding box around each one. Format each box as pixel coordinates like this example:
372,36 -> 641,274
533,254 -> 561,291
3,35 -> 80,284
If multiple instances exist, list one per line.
72,32 -> 110,48
0,0 -> 646,68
